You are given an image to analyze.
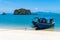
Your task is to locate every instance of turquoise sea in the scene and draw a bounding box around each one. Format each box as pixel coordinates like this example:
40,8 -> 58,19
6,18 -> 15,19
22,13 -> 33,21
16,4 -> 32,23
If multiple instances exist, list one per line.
0,12 -> 60,31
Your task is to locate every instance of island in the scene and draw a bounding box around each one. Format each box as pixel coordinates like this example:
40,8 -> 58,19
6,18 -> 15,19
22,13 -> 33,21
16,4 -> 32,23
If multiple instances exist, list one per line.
14,8 -> 31,15
2,12 -> 6,15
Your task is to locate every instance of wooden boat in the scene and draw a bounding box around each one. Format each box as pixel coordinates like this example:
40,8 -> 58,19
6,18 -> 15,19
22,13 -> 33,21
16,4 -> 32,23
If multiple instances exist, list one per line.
32,17 -> 55,30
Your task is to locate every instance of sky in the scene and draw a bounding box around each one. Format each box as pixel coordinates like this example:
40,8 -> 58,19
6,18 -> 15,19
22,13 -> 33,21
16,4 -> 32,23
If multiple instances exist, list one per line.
0,0 -> 60,13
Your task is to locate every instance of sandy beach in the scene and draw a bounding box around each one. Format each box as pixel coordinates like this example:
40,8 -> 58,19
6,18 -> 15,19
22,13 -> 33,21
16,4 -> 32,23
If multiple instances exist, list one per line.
0,29 -> 60,40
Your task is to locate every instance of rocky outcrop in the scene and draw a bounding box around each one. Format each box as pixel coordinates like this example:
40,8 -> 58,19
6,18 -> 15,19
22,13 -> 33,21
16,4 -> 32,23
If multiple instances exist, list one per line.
14,8 -> 31,15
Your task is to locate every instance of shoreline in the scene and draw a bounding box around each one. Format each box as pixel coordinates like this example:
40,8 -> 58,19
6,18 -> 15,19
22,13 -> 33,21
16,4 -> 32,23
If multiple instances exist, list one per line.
0,25 -> 54,31
0,28 -> 55,32
0,25 -> 58,32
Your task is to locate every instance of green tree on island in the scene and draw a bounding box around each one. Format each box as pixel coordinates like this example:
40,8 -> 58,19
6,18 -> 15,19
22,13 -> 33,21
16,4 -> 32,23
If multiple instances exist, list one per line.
14,8 -> 31,15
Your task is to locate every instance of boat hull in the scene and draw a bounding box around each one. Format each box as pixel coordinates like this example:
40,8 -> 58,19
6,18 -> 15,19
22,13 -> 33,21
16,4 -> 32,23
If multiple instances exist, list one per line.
32,22 -> 54,30
35,23 -> 54,30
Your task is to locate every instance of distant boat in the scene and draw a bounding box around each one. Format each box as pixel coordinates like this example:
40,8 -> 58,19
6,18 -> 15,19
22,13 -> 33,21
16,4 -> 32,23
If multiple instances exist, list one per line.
2,12 -> 6,15
32,17 -> 55,30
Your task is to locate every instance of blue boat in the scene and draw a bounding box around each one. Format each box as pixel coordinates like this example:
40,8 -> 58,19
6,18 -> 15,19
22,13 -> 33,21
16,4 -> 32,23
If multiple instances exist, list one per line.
32,17 -> 55,30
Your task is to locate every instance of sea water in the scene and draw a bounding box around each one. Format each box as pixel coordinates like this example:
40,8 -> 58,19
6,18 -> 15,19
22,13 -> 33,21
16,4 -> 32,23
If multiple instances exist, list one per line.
0,13 -> 60,31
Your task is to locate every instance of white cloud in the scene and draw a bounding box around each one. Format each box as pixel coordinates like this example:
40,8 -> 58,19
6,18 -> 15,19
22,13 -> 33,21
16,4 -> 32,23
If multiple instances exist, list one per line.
35,8 -> 38,10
